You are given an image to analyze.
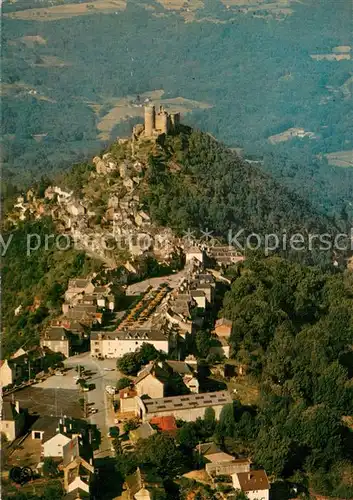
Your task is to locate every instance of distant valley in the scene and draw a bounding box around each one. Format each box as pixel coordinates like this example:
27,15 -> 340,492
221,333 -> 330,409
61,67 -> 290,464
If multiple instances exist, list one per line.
2,0 -> 353,219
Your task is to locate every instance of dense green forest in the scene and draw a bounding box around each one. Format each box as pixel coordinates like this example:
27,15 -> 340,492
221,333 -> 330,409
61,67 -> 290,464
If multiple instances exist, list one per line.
143,129 -> 346,267
2,0 -> 353,217
1,218 -> 101,356
218,256 -> 353,497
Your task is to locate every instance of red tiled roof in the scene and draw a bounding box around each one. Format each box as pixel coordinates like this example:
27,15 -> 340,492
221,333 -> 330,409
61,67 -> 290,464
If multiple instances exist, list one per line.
150,415 -> 177,432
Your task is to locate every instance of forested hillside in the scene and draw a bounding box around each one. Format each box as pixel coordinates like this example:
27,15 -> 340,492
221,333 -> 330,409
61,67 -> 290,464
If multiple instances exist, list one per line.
144,129 -> 343,267
220,256 -> 353,497
1,218 -> 101,356
2,0 -> 353,217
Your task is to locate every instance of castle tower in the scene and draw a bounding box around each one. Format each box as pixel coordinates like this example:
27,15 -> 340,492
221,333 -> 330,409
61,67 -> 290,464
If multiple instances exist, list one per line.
144,104 -> 155,136
160,109 -> 168,135
170,112 -> 180,132
155,105 -> 169,134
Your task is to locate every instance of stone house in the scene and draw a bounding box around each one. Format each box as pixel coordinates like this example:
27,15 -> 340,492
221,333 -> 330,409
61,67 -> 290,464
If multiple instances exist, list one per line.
185,246 -> 204,264
119,387 -> 138,414
214,318 -> 233,338
191,290 -> 207,310
163,359 -> 199,393
43,433 -> 79,459
232,470 -> 270,500
0,359 -> 23,387
124,467 -> 165,500
63,456 -> 94,497
65,279 -> 95,302
40,327 -> 72,358
206,457 -> 251,478
31,417 -> 81,461
134,363 -> 168,399
68,201 -> 86,217
210,336 -> 230,359
0,401 -> 25,442
129,422 -> 156,443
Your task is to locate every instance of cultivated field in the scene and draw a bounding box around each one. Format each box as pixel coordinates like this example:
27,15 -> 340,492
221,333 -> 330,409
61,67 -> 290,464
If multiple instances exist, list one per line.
33,55 -> 71,67
311,53 -> 351,61
0,82 -> 56,103
325,150 -> 353,168
20,35 -> 47,46
5,0 -> 126,21
156,0 -> 203,9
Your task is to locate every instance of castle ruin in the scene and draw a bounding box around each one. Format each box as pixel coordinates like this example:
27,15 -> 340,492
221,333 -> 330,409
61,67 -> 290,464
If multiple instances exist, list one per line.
144,104 -> 180,137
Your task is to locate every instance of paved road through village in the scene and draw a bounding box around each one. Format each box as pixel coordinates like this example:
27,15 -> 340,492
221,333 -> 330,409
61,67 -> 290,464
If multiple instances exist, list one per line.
63,353 -> 120,458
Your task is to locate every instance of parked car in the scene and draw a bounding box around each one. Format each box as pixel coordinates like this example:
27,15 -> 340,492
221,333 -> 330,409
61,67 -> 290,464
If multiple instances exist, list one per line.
103,367 -> 115,371
88,408 -> 98,414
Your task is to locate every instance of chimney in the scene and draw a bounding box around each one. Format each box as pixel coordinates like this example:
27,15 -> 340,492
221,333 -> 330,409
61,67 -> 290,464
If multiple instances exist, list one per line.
15,401 -> 20,413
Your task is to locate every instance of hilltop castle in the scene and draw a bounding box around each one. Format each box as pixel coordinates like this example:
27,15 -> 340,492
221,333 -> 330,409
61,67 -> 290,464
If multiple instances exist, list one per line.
144,104 -> 180,137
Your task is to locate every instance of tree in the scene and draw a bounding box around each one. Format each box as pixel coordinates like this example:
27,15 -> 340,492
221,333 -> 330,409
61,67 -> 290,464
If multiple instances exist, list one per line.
216,403 -> 236,442
177,422 -> 199,450
42,457 -> 58,477
254,426 -> 292,477
123,418 -> 139,434
116,377 -> 132,391
137,433 -> 185,478
196,330 -> 212,358
137,343 -> 162,365
117,352 -> 140,375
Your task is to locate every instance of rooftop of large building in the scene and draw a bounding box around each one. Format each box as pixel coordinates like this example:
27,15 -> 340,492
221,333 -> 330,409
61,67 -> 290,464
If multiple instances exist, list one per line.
141,391 -> 232,414
91,329 -> 167,341
42,326 -> 71,341
235,470 -> 269,491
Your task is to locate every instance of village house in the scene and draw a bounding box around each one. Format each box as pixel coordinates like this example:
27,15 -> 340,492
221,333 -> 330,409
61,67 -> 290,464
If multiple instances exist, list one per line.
149,416 -> 177,437
40,326 -> 72,358
65,279 -> 95,302
90,330 -> 169,359
0,401 -> 25,442
163,359 -> 199,393
232,470 -> 270,500
210,336 -> 231,359
185,246 -> 205,264
31,416 -> 82,460
0,346 -> 54,388
136,390 -> 232,422
31,416 -> 61,442
129,422 -> 156,443
68,201 -> 86,217
134,362 -> 168,399
63,455 -> 94,497
214,318 -> 233,338
206,457 -> 251,477
124,467 -> 165,500
133,359 -> 199,398
0,359 -> 23,387
207,245 -> 245,267
119,387 -> 138,415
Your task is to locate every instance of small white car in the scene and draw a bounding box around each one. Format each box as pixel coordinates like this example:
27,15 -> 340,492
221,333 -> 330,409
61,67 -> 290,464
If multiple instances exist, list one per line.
103,367 -> 115,371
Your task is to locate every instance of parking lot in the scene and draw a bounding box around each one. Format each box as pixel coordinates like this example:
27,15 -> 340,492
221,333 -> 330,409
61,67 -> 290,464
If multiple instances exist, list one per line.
4,385 -> 82,419
5,353 -> 120,459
